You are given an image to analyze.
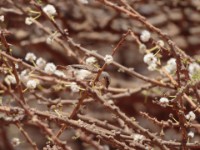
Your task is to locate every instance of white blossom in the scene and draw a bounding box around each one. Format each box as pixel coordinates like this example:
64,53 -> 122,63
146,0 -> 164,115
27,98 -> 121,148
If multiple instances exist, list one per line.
165,58 -> 177,74
25,17 -> 33,25
20,70 -> 29,77
75,69 -> 91,80
11,138 -> 20,146
86,57 -> 97,65
185,111 -> 196,121
44,63 -> 56,74
159,97 -> 169,103
147,63 -> 157,71
43,4 -> 57,16
25,53 -> 36,62
46,36 -> 54,44
79,0 -> 89,4
188,131 -> 194,138
188,62 -> 200,77
54,70 -> 66,78
4,75 -> 16,85
143,53 -> 157,65
20,69 -> 29,82
157,40 -> 165,47
139,44 -> 146,54
140,30 -> 151,42
0,15 -> 4,22
36,57 -> 46,69
26,79 -> 38,89
104,55 -> 113,64
15,64 -> 19,69
107,100 -> 114,105
167,58 -> 176,66
132,134 -> 144,142
70,82 -> 80,93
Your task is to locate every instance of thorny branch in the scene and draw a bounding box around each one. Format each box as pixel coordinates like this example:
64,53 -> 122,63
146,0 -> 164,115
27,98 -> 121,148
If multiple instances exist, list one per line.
0,0 -> 200,150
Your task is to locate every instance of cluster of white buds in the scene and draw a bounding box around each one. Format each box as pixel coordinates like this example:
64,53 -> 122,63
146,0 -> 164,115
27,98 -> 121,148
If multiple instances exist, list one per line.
44,63 -> 56,74
0,15 -> 4,22
36,57 -> 46,69
4,75 -> 16,85
46,36 -> 54,45
11,137 -> 20,147
75,69 -> 91,80
26,79 -> 39,90
159,97 -> 169,103
25,17 -> 33,25
54,70 -> 66,78
188,62 -> 200,77
20,69 -> 29,82
132,134 -> 144,142
156,40 -> 165,47
104,55 -> 113,64
185,111 -> 196,121
164,58 -> 177,74
188,131 -> 194,138
85,56 -> 97,65
43,4 -> 57,16
143,53 -> 157,71
159,97 -> 169,107
139,44 -> 146,54
15,64 -> 19,69
25,53 -> 37,62
46,32 -> 59,45
79,0 -> 89,4
140,30 -> 151,42
70,82 -> 80,93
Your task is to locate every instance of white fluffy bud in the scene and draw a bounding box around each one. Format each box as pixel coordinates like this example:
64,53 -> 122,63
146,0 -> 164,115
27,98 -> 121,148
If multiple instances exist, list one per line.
140,30 -> 151,42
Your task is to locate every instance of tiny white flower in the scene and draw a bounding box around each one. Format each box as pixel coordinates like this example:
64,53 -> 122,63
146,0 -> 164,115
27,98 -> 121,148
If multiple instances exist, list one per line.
143,53 -> 157,65
185,111 -> 196,121
188,62 -> 200,77
44,63 -> 56,74
165,58 -> 177,74
104,55 -> 113,64
70,82 -> 80,93
20,70 -> 30,85
25,53 -> 36,62
15,64 -> 19,69
4,75 -> 16,85
20,70 -> 29,77
107,100 -> 114,105
139,44 -> 146,54
25,17 -> 33,25
132,134 -> 144,142
54,70 -> 66,78
19,69 -> 29,82
11,137 -> 20,146
188,131 -> 194,138
43,4 -> 57,16
86,57 -> 97,65
157,40 -> 165,47
46,36 -> 54,44
140,30 -> 151,42
159,97 -> 169,103
75,69 -> 91,80
79,0 -> 89,4
26,79 -> 38,89
36,57 -> 46,69
167,58 -> 176,66
0,15 -> 4,22
147,63 -> 157,71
